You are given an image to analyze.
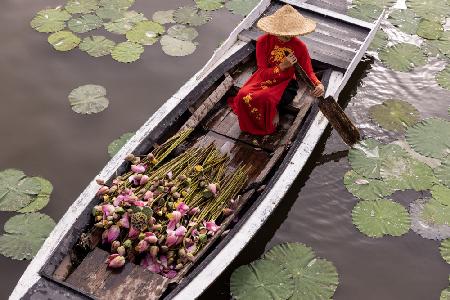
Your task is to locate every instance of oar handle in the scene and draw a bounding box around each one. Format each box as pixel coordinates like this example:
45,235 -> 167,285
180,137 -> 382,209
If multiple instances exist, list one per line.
283,50 -> 317,92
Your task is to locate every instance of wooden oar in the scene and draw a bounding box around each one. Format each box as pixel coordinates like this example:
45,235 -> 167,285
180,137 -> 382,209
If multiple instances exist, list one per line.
293,62 -> 361,146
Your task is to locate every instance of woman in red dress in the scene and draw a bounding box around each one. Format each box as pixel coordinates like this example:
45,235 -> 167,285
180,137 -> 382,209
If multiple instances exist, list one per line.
229,5 -> 324,136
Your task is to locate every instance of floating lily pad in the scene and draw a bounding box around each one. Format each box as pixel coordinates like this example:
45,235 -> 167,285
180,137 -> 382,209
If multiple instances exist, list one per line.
352,200 -> 411,238
416,19 -> 443,40
108,132 -> 134,157
264,243 -> 339,300
160,35 -> 196,57
421,198 -> 450,226
436,65 -> 450,91
30,8 -> 72,33
126,21 -> 165,45
348,4 -> 383,23
104,11 -> 147,34
173,6 -> 212,26
410,198 -> 450,240
0,169 -> 41,212
344,170 -> 395,201
111,41 -> 144,63
353,0 -> 396,7
48,31 -> 81,52
442,285 -> 450,300
152,10 -> 175,24
68,14 -> 103,33
65,0 -> 99,14
69,84 -> 109,114
18,178 -> 53,213
79,36 -> 116,57
99,0 -> 134,10
379,43 -> 427,72
167,25 -> 198,41
429,31 -> 450,58
388,9 -> 420,35
432,185 -> 450,206
440,239 -> 450,264
95,7 -> 125,21
195,0 -> 224,11
225,0 -> 259,16
369,29 -> 388,52
434,158 -> 450,188
0,213 -> 55,260
382,157 -> 436,191
406,118 -> 450,159
230,259 -> 294,300
406,0 -> 450,21
369,99 -> 420,132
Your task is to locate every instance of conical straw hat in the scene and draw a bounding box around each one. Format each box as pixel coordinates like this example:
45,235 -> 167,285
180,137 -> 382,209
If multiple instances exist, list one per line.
257,5 -> 316,37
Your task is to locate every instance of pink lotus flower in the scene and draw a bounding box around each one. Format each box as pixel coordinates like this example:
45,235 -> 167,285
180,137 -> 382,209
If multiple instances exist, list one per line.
106,254 -> 125,268
204,221 -> 220,235
143,191 -> 153,200
128,226 -> 140,239
144,232 -> 158,244
166,171 -> 173,180
150,245 -> 159,258
160,255 -> 168,268
176,202 -> 189,215
134,201 -> 146,207
113,195 -> 124,206
141,254 -> 162,274
207,183 -> 217,196
140,175 -> 150,186
175,226 -> 187,237
102,204 -> 115,217
117,246 -> 126,256
119,213 -> 130,228
135,240 -> 149,253
96,186 -> 109,196
186,243 -> 197,254
166,230 -> 178,247
131,164 -> 146,174
164,270 -> 178,279
107,225 -> 120,243
167,211 -> 182,230
188,207 -> 200,215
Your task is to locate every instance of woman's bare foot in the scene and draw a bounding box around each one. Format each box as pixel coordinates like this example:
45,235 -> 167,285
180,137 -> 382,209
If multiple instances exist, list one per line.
273,112 -> 279,127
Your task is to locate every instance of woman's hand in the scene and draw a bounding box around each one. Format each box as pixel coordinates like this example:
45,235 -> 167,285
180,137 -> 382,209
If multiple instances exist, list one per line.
311,83 -> 325,97
279,53 -> 297,71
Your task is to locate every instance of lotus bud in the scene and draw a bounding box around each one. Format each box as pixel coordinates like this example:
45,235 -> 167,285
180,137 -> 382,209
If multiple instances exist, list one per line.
144,232 -> 158,244
135,240 -> 149,253
186,253 -> 195,262
160,245 -> 168,253
132,156 -> 141,165
167,250 -> 175,258
176,263 -> 184,270
175,226 -> 187,237
111,241 -> 121,252
95,216 -> 102,222
208,183 -> 217,196
106,254 -> 125,268
150,246 -> 159,258
156,210 -> 163,216
134,174 -> 143,181
188,207 -> 200,216
107,221 -> 113,226
139,232 -> 146,240
162,207 -> 167,213
115,207 -> 125,214
131,164 -> 146,174
178,248 -> 187,258
199,234 -> 207,243
166,235 -> 177,247
103,194 -> 110,202
167,201 -> 174,209
222,208 -> 233,216
173,192 -> 180,199
96,186 -> 109,196
107,215 -> 113,221
123,239 -> 132,248
96,178 -> 105,185
164,187 -> 169,193
143,191 -> 153,200
149,217 -> 156,226
94,222 -> 104,228
125,154 -> 135,162
152,224 -> 162,231
167,171 -> 173,180
117,246 -> 126,256
147,153 -> 155,161
199,181 -> 206,188
167,257 -> 175,266
157,186 -> 165,192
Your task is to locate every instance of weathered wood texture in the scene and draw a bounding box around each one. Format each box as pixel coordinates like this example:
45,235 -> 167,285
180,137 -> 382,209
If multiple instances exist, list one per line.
238,2 -> 369,69
306,0 -> 348,13
66,248 -> 169,300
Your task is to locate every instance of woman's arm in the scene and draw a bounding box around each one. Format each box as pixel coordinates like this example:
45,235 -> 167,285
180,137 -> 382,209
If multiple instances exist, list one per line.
256,35 -> 293,81
295,42 -> 321,86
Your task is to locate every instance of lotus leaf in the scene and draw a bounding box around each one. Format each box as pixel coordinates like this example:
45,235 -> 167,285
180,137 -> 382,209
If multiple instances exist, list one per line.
417,19 -> 443,40
410,198 -> 450,240
387,9 -> 420,35
440,239 -> 450,264
126,21 -> 165,45
421,40 -> 442,57
432,185 -> 450,206
160,35 -> 196,57
0,170 -> 41,212
421,198 -> 450,225
434,158 -> 450,188
99,0 -> 134,10
173,6 -> 212,26
382,158 -> 436,191
353,0 -> 396,7
230,259 -> 294,300
225,0 -> 260,16
344,170 -> 395,201
167,25 -> 198,41
379,43 -> 427,72
369,99 -> 420,132
69,84 -> 109,114
48,31 -> 81,52
406,0 -> 450,21
68,14 -> 103,33
195,0 -> 224,11
79,36 -> 116,57
104,11 -> 147,34
152,10 -> 175,24
429,31 -> 450,58
442,286 -> 450,300
0,213 -> 55,260
264,243 -> 339,300
111,41 -> 144,63
348,4 -> 383,23
30,8 -> 71,33
352,200 -> 411,238
18,177 -> 53,213
406,118 -> 450,159
108,132 -> 134,157
436,65 -> 450,91
65,0 -> 99,14
95,7 -> 125,21
369,29 -> 388,52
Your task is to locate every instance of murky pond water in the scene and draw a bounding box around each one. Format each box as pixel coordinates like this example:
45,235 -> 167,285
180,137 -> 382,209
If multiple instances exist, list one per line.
1,0 -> 449,299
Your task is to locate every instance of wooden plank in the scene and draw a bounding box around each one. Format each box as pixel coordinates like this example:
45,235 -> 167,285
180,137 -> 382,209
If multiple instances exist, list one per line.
66,248 -> 170,300
305,0 -> 348,13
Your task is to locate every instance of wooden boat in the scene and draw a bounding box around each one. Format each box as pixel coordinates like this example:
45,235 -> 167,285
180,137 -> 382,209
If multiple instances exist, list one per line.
11,1 -> 381,299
